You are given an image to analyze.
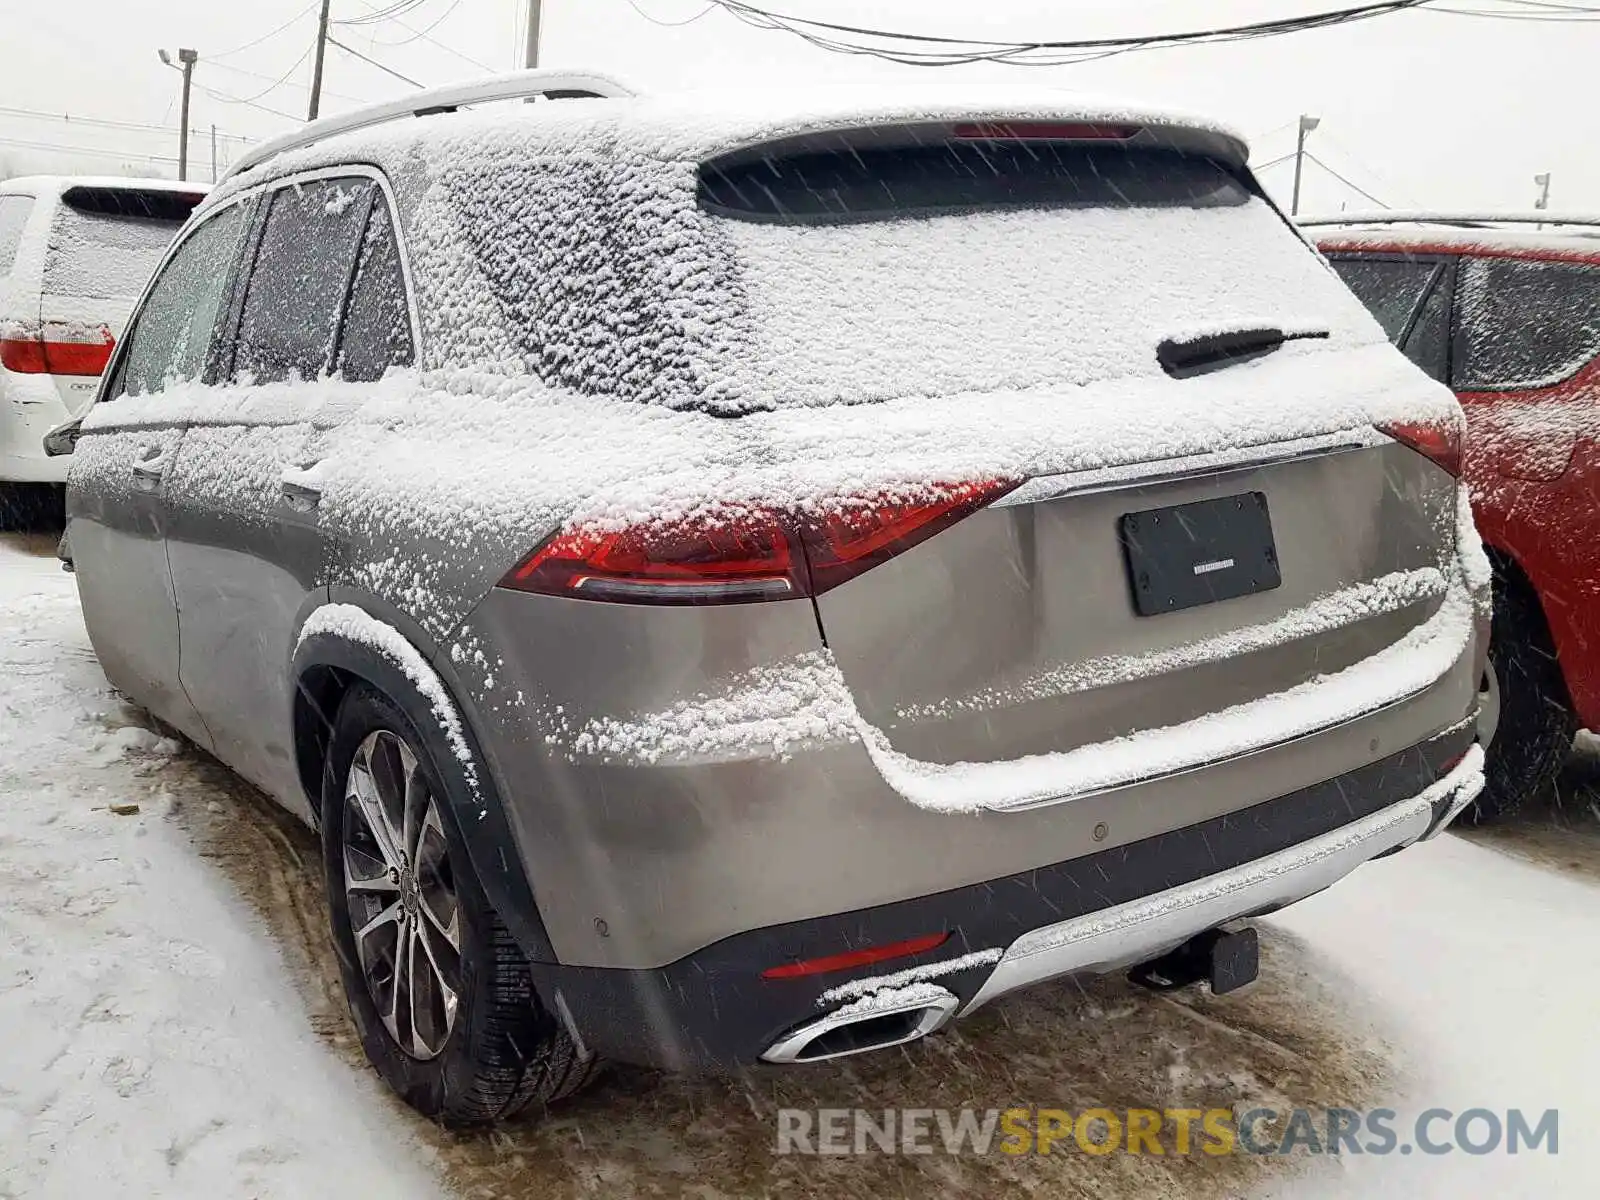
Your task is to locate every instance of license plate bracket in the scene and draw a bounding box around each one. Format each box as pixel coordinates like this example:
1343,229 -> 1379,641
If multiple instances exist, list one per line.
1119,492 -> 1280,616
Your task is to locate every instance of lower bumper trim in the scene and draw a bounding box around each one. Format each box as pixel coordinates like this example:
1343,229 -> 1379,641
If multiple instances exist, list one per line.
963,744 -> 1484,1014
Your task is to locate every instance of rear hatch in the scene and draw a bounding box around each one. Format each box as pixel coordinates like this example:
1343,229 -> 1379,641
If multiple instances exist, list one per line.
35,184 -> 202,413
695,122 -> 1467,809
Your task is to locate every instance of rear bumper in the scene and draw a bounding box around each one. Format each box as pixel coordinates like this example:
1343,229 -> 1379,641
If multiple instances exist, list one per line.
964,741 -> 1481,1013
526,720 -> 1479,1072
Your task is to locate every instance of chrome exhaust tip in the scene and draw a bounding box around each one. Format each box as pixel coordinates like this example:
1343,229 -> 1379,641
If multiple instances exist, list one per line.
761,988 -> 960,1064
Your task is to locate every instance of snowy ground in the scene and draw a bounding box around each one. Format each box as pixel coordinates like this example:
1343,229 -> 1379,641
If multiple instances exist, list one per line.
1,530 -> 1595,1198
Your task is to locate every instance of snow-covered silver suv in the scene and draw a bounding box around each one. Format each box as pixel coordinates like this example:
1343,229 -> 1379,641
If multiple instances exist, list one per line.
59,72 -> 1489,1125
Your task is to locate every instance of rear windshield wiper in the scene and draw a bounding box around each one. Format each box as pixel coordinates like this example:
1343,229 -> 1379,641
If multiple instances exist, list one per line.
1157,328 -> 1329,380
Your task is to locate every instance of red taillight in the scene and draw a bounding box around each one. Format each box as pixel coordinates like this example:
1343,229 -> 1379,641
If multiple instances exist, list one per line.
0,336 -> 47,373
761,932 -> 951,981
953,120 -> 1141,141
1378,419 -> 1463,478
502,479 -> 1017,605
801,480 -> 1018,593
508,512 -> 803,605
0,323 -> 115,377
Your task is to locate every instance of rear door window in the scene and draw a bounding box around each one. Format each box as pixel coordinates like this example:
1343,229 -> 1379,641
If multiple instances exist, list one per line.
1329,255 -> 1453,382
44,187 -> 199,300
0,195 -> 33,275
1453,256 -> 1600,391
233,177 -> 375,385
335,197 -> 414,382
117,202 -> 251,397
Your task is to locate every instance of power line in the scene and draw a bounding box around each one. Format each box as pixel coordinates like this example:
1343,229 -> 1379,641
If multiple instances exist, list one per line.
0,105 -> 253,143
217,45 -> 314,104
624,0 -> 718,28
1316,131 -> 1417,205
211,1 -> 322,60
1246,119 -> 1302,147
1252,151 -> 1298,171
337,0 -> 431,26
204,57 -> 371,105
1304,151 -> 1391,207
346,0 -> 494,70
192,81 -> 301,123
327,36 -> 425,86
701,0 -> 1439,66
0,135 -> 180,166
371,0 -> 466,47
1423,4 -> 1600,17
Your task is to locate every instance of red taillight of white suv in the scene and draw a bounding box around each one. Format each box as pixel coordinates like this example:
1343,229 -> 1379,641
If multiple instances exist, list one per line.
502,480 -> 1018,604
0,322 -> 115,376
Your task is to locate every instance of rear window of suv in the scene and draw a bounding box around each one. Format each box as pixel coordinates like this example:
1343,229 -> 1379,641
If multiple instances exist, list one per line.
443,130 -> 1363,415
44,187 -> 201,301
698,140 -> 1250,222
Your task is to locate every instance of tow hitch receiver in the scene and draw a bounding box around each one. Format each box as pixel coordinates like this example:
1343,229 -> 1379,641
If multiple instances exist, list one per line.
1129,925 -> 1260,995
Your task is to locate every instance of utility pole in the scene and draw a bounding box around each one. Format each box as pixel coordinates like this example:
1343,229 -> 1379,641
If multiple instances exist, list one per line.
525,0 -> 542,68
210,124 -> 218,183
1290,113 -> 1320,217
309,0 -> 334,121
159,48 -> 199,181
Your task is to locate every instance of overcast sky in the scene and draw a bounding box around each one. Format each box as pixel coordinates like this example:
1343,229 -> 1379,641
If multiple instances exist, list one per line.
3,0 -> 1595,214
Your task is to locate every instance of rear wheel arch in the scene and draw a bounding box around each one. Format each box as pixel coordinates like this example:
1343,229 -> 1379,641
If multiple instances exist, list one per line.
1479,542 -> 1573,700
291,605 -> 558,964
1466,541 -> 1576,823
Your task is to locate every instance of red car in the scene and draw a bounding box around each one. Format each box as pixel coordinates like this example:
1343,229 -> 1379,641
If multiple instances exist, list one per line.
1310,213 -> 1600,821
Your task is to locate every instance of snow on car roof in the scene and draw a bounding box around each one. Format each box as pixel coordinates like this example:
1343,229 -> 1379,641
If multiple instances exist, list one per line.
1313,224 -> 1600,259
204,82 -> 1248,210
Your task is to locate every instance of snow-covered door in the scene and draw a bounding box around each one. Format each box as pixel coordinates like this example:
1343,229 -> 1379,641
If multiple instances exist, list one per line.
166,176 -> 376,820
69,201 -> 254,746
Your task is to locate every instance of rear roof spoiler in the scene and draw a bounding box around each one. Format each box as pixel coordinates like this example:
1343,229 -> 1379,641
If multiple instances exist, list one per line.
60,185 -> 208,221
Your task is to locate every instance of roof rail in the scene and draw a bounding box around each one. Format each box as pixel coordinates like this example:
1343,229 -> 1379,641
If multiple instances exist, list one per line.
225,68 -> 637,180
1300,210 -> 1600,231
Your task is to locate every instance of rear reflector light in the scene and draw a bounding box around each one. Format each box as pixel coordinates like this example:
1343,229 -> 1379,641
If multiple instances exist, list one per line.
761,932 -> 951,980
1377,419 -> 1463,478
0,323 -> 115,376
953,121 -> 1141,141
503,479 -> 1018,605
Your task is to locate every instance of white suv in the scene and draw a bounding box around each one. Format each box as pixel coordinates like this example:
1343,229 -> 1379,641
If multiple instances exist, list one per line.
0,176 -> 202,527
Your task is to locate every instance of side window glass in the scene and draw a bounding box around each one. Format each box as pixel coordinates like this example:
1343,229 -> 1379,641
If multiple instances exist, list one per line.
234,177 -> 374,384
1454,257 -> 1600,391
1400,267 -> 1451,383
336,197 -> 414,382
0,195 -> 35,276
119,202 -> 249,397
1328,256 -> 1439,344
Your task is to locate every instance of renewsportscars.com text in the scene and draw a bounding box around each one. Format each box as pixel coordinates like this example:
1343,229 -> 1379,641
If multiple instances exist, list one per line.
775,1106 -> 1559,1157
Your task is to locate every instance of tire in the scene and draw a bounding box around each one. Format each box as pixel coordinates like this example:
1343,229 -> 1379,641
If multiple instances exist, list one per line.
1463,559 -> 1576,825
320,682 -> 595,1125
0,482 -> 65,533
